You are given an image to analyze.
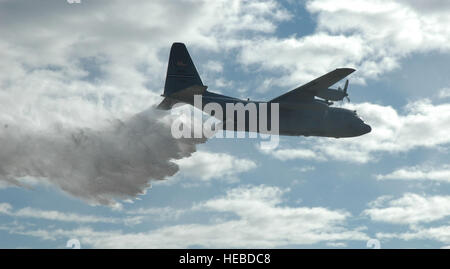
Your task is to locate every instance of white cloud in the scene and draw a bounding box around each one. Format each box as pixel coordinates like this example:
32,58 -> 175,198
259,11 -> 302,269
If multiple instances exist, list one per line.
326,242 -> 348,248
364,193 -> 450,225
0,0 -> 290,130
1,185 -> 368,248
268,99 -> 450,163
438,87 -> 450,99
365,193 -> 450,246
397,0 -> 450,13
367,195 -> 394,208
0,203 -> 12,214
377,225 -> 450,245
296,166 -> 316,173
376,165 -> 450,183
238,34 -> 370,90
174,151 -> 257,182
204,60 -> 224,73
326,100 -> 450,162
236,0 -> 450,90
309,0 -> 450,64
261,147 -> 325,161
0,202 -> 141,225
0,0 -> 290,204
1,0 -> 450,204
126,207 -> 185,221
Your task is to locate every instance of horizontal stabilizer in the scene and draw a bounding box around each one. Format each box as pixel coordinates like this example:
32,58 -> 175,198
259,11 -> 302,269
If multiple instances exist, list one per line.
157,85 -> 208,110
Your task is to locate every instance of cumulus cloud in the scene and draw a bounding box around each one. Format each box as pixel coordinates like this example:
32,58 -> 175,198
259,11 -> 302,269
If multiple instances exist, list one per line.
376,165 -> 450,183
397,0 -> 450,13
364,193 -> 450,247
174,151 -> 257,182
0,0 -> 290,125
377,225 -> 450,246
0,185 -> 368,248
438,88 -> 450,99
0,0 -> 290,205
320,100 -> 450,162
260,147 -> 325,161
236,0 -> 450,91
296,166 -> 316,173
0,202 -> 141,225
265,99 -> 450,163
126,206 -> 185,221
364,193 -> 450,225
309,0 -> 450,66
326,242 -> 347,248
238,34 -> 370,90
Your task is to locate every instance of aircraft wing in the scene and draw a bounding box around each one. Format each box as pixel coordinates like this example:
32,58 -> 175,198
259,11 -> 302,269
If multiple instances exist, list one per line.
270,68 -> 355,103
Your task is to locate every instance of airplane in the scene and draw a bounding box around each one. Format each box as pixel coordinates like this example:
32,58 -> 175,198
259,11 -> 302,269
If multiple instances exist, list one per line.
157,42 -> 371,138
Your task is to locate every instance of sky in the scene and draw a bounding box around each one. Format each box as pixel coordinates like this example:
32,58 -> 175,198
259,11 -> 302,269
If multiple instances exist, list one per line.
1,0 -> 450,249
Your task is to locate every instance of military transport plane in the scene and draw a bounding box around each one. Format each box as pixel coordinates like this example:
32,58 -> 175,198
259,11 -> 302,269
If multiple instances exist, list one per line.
157,42 -> 371,138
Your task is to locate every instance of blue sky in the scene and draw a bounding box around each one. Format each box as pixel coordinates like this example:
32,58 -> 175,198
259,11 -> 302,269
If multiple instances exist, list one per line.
1,0 -> 450,248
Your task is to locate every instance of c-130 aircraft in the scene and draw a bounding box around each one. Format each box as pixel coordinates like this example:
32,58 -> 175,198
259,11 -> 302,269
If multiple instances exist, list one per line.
157,43 -> 371,138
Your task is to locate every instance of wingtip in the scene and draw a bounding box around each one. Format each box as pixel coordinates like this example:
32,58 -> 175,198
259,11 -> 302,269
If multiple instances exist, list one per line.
338,67 -> 356,73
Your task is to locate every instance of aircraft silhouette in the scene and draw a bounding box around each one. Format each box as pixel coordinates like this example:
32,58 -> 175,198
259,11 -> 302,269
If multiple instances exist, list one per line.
157,43 -> 371,138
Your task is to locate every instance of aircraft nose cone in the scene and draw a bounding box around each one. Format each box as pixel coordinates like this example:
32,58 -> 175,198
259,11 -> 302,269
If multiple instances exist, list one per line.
362,124 -> 371,134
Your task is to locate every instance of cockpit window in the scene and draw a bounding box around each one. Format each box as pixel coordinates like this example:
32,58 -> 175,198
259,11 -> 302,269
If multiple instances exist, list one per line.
352,110 -> 364,121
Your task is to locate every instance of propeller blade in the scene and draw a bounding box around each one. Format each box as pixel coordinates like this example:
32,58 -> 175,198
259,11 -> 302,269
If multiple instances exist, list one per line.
343,79 -> 349,93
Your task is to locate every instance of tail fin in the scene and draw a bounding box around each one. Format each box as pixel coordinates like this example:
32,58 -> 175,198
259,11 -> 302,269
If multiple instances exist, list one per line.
163,42 -> 203,97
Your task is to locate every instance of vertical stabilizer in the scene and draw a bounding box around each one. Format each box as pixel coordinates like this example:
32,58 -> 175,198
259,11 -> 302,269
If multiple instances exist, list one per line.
163,42 -> 203,97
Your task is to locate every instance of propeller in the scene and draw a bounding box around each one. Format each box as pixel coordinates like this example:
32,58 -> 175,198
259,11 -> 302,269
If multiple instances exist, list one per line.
338,80 -> 350,103
338,79 -> 349,92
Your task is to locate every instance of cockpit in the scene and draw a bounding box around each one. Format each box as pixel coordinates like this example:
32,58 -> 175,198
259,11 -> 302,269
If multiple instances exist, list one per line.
327,107 -> 371,137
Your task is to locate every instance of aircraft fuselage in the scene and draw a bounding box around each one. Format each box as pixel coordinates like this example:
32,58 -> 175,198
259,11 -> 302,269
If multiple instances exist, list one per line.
180,92 -> 371,138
